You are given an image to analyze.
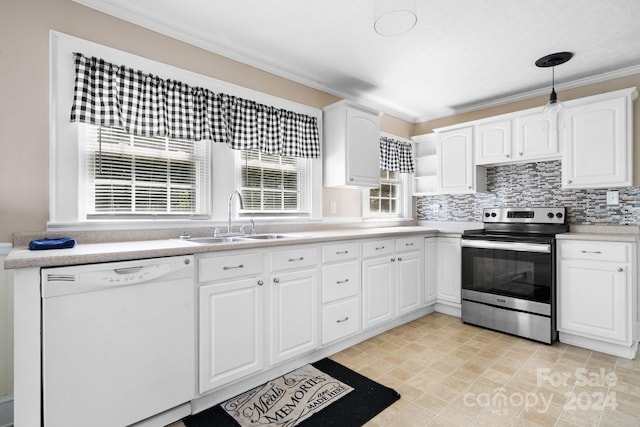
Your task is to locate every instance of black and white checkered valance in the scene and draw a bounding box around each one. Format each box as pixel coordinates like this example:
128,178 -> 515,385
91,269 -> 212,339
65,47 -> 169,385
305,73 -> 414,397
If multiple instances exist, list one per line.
69,53 -> 320,158
380,136 -> 414,173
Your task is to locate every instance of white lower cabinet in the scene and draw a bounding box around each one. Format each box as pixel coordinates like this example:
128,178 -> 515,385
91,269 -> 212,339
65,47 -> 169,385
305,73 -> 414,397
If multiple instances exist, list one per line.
269,246 -> 319,365
396,236 -> 425,316
321,241 -> 361,345
362,239 -> 396,329
198,252 -> 265,394
557,239 -> 638,359
424,237 -> 438,304
436,236 -> 462,308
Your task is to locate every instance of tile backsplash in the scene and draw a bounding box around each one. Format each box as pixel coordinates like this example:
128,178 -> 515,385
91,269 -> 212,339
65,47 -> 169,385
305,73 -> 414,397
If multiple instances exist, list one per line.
416,160 -> 640,224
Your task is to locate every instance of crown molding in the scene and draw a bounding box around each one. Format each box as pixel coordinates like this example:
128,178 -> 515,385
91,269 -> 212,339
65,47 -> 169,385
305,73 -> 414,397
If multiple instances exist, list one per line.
414,63 -> 640,123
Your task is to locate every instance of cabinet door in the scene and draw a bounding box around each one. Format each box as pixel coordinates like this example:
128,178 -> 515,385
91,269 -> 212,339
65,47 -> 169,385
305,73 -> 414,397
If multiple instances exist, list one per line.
396,250 -> 424,316
562,96 -> 631,188
515,111 -> 559,162
475,119 -> 512,165
346,106 -> 380,187
424,237 -> 438,304
270,268 -> 318,364
362,256 -> 395,329
438,127 -> 475,193
436,237 -> 461,304
199,277 -> 264,394
558,260 -> 630,344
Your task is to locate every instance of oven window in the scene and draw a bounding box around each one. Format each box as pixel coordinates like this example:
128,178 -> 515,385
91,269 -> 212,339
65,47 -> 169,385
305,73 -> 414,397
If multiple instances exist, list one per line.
461,247 -> 553,303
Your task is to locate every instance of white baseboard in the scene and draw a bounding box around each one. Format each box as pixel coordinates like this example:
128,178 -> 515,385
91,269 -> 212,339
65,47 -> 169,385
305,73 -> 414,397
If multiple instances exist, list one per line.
0,394 -> 13,427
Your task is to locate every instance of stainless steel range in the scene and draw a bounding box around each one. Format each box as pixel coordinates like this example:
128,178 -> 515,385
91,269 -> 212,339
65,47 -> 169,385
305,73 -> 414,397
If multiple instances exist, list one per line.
460,207 -> 568,344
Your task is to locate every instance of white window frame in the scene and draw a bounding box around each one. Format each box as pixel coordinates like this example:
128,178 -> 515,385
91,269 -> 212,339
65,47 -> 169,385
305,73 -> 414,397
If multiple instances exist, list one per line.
49,31 -> 322,230
234,150 -> 312,217
361,135 -> 413,220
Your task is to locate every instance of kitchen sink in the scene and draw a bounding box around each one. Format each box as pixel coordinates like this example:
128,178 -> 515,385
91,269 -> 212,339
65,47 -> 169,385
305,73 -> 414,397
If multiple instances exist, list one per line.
240,234 -> 292,240
186,236 -> 246,244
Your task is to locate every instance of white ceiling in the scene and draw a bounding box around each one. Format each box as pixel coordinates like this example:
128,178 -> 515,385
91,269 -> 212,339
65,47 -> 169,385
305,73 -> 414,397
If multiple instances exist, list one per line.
74,0 -> 640,123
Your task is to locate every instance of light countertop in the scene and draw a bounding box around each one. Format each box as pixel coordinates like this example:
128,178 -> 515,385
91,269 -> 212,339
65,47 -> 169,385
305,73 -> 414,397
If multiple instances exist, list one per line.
5,226 -> 440,269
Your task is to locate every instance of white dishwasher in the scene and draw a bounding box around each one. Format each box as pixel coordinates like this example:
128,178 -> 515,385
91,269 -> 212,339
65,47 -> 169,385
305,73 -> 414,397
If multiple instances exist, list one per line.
42,255 -> 195,427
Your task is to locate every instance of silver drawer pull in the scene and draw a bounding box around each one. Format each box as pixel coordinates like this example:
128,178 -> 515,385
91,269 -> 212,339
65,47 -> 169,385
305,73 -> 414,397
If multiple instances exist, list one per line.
336,317 -> 349,323
375,246 -> 385,250
405,242 -> 414,246
288,257 -> 304,262
336,250 -> 349,255
337,279 -> 349,284
223,264 -> 244,270
581,250 -> 602,254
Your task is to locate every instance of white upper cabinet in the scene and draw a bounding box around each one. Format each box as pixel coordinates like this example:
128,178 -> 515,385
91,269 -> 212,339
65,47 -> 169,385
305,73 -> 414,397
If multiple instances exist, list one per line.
561,88 -> 638,189
437,126 -> 486,194
475,111 -> 559,166
323,100 -> 381,188
475,119 -> 513,164
515,111 -> 559,162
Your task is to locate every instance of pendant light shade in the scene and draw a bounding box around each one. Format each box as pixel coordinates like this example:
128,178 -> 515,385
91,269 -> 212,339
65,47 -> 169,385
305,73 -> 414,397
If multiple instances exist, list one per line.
374,0 -> 417,36
535,52 -> 573,115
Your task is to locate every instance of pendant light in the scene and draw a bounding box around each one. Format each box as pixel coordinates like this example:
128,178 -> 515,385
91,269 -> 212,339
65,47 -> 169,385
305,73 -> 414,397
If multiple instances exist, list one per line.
535,52 -> 573,115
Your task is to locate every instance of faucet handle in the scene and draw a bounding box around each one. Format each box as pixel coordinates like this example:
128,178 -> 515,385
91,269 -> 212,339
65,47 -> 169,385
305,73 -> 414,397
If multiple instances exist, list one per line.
239,219 -> 257,236
212,227 -> 220,238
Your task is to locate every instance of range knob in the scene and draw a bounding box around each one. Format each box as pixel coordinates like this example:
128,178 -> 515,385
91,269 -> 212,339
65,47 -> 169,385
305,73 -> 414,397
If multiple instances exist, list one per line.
547,212 -> 554,218
556,212 -> 563,219
491,212 -> 497,217
484,212 -> 490,218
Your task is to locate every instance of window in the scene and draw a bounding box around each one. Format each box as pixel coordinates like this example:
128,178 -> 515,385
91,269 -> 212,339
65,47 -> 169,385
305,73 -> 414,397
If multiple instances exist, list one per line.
51,32 -> 322,226
369,170 -> 403,216
236,150 -> 310,215
83,124 -> 210,218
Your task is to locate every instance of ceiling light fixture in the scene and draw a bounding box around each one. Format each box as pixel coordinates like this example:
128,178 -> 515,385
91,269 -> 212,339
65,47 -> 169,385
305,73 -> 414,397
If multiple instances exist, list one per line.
535,51 -> 573,115
373,0 -> 417,37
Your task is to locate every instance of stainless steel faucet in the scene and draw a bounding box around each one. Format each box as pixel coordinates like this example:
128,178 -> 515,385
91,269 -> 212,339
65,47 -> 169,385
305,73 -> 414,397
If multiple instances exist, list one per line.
227,190 -> 244,235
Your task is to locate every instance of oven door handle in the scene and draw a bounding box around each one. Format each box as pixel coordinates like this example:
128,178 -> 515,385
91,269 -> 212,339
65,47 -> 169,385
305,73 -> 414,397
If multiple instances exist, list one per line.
461,239 -> 551,253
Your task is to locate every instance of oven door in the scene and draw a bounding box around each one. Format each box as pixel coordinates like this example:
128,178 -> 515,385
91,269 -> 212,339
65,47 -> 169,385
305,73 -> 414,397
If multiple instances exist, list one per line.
461,239 -> 553,305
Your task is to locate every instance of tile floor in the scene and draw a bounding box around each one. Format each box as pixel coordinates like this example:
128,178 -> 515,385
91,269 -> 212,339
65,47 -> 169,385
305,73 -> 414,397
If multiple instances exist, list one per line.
331,313 -> 640,427
174,313 -> 640,427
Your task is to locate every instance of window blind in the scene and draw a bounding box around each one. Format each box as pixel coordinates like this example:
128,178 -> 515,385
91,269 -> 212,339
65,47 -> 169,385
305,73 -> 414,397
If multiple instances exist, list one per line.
239,150 -> 309,214
85,125 -> 210,217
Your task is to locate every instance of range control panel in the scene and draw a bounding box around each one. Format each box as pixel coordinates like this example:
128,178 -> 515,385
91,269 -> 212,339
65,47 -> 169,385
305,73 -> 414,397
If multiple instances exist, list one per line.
483,207 -> 566,224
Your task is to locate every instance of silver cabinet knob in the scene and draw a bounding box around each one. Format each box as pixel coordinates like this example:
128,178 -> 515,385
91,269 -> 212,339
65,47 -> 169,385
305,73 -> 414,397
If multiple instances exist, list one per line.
257,280 -> 264,286
505,154 -> 510,158
397,257 -> 403,261
518,152 -> 523,156
617,267 -> 624,272
273,277 -> 280,283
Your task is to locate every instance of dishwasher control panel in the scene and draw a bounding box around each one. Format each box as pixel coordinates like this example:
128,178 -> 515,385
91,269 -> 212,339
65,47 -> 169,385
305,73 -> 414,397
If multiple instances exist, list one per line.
42,255 -> 194,298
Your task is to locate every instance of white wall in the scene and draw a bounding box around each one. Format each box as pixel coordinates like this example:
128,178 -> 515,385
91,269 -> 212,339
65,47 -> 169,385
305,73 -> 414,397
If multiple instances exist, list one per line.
0,243 -> 14,398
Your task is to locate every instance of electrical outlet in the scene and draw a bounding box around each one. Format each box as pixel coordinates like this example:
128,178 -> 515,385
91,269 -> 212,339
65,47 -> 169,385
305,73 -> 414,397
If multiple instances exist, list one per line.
606,191 -> 619,205
330,201 -> 337,214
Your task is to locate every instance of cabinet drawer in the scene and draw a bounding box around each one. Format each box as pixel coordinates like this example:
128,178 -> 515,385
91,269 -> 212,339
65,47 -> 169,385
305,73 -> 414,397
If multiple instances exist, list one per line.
396,236 -> 424,253
270,246 -> 318,272
322,298 -> 361,345
198,252 -> 263,283
559,241 -> 630,263
322,241 -> 360,263
362,239 -> 394,258
322,261 -> 360,303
